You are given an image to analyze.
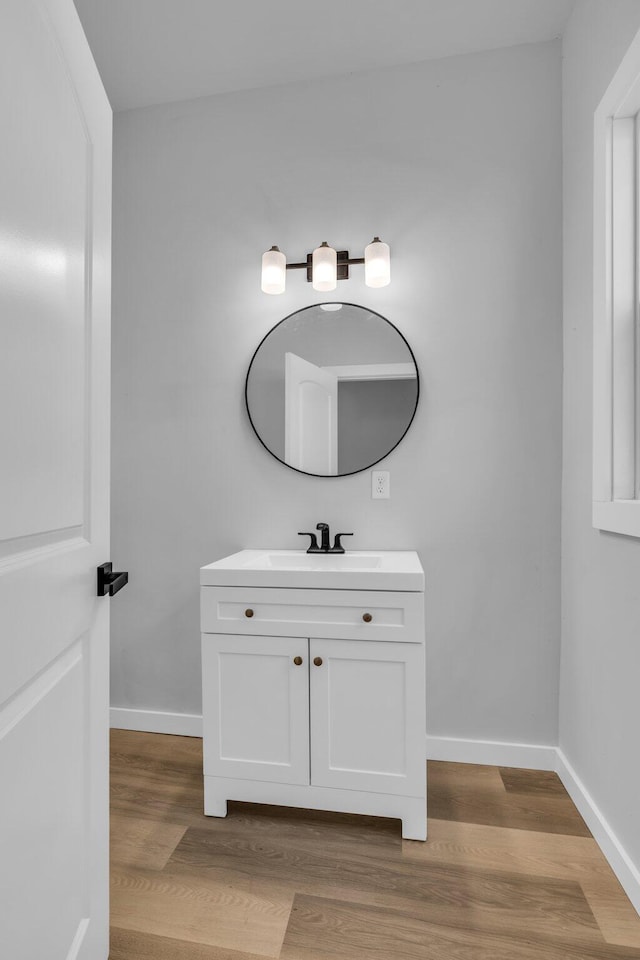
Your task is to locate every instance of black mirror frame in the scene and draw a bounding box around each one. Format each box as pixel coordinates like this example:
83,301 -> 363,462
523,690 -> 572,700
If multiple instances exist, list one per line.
244,302 -> 420,478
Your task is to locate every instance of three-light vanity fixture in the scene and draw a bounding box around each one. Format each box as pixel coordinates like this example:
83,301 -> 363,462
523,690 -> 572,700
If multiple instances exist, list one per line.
261,237 -> 390,295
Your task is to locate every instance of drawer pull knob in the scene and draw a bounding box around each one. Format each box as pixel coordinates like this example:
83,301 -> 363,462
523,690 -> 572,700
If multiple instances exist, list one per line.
363,613 -> 373,623
245,608 -> 254,618
313,657 -> 323,667
293,656 -> 303,666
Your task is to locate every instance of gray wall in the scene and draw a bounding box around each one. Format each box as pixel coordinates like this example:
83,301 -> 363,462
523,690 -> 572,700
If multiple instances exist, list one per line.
112,41 -> 563,745
561,1 -> 640,874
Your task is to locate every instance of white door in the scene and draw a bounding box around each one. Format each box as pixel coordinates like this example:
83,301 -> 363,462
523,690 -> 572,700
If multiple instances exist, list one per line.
285,352 -> 338,474
202,634 -> 310,785
0,1 -> 112,958
310,639 -> 426,797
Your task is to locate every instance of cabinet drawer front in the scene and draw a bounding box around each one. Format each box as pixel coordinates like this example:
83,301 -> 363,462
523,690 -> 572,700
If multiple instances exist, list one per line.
201,587 -> 423,642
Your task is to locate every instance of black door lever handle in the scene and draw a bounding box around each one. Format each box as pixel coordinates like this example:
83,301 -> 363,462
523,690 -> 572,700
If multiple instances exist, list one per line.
97,562 -> 129,597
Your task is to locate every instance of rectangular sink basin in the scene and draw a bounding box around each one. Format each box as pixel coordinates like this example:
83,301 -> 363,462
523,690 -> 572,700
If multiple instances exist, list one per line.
201,549 -> 424,591
264,553 -> 382,571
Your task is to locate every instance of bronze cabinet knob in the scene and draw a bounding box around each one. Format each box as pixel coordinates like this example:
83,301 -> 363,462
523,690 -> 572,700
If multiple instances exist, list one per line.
293,656 -> 303,666
245,608 -> 254,618
313,656 -> 323,667
362,613 -> 373,623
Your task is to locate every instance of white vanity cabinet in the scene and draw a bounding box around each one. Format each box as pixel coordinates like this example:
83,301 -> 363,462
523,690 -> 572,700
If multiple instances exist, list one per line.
200,551 -> 426,840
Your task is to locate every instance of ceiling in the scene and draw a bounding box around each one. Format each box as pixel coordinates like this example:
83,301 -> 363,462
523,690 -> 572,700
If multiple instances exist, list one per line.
73,0 -> 575,112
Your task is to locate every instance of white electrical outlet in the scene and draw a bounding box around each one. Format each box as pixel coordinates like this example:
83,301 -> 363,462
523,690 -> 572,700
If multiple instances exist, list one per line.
371,470 -> 390,499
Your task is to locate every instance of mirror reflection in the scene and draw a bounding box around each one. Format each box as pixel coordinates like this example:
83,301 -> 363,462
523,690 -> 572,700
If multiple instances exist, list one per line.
245,303 -> 419,477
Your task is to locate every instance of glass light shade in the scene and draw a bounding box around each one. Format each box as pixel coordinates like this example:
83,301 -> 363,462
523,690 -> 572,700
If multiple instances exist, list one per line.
364,237 -> 391,288
261,246 -> 286,295
312,242 -> 337,292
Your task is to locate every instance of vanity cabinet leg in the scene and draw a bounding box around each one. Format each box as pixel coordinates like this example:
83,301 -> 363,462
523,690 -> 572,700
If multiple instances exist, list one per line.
204,779 -> 228,818
401,799 -> 427,841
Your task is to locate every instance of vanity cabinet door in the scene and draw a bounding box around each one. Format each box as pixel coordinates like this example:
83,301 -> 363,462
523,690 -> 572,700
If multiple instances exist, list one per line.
309,638 -> 426,797
202,633 -> 310,785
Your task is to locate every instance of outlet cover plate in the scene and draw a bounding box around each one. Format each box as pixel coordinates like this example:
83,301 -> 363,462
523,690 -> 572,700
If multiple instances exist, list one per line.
371,470 -> 390,499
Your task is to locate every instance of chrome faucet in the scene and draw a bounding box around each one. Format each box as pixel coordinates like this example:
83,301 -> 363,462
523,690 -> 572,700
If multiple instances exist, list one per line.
298,523 -> 353,554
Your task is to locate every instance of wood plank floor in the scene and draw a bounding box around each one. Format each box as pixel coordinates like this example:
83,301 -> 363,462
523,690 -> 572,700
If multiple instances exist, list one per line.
109,730 -> 640,959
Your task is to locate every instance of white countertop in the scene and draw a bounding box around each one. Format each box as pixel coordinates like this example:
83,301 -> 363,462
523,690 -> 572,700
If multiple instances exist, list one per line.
200,549 -> 424,592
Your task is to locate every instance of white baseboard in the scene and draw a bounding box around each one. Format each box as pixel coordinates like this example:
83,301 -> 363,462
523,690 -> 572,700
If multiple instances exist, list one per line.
555,748 -> 640,916
110,707 -> 203,737
426,734 -> 558,770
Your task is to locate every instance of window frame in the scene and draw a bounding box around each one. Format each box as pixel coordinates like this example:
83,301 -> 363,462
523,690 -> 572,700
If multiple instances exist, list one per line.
593,28 -> 640,537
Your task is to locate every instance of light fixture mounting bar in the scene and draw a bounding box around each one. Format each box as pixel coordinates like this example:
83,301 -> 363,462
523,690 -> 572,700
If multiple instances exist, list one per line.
285,250 -> 366,282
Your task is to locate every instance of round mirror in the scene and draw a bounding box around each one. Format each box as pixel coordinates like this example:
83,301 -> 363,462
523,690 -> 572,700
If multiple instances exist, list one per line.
245,303 -> 419,477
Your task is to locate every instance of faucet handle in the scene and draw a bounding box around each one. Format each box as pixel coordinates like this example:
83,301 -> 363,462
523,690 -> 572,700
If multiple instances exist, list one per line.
330,533 -> 353,554
298,531 -> 320,553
